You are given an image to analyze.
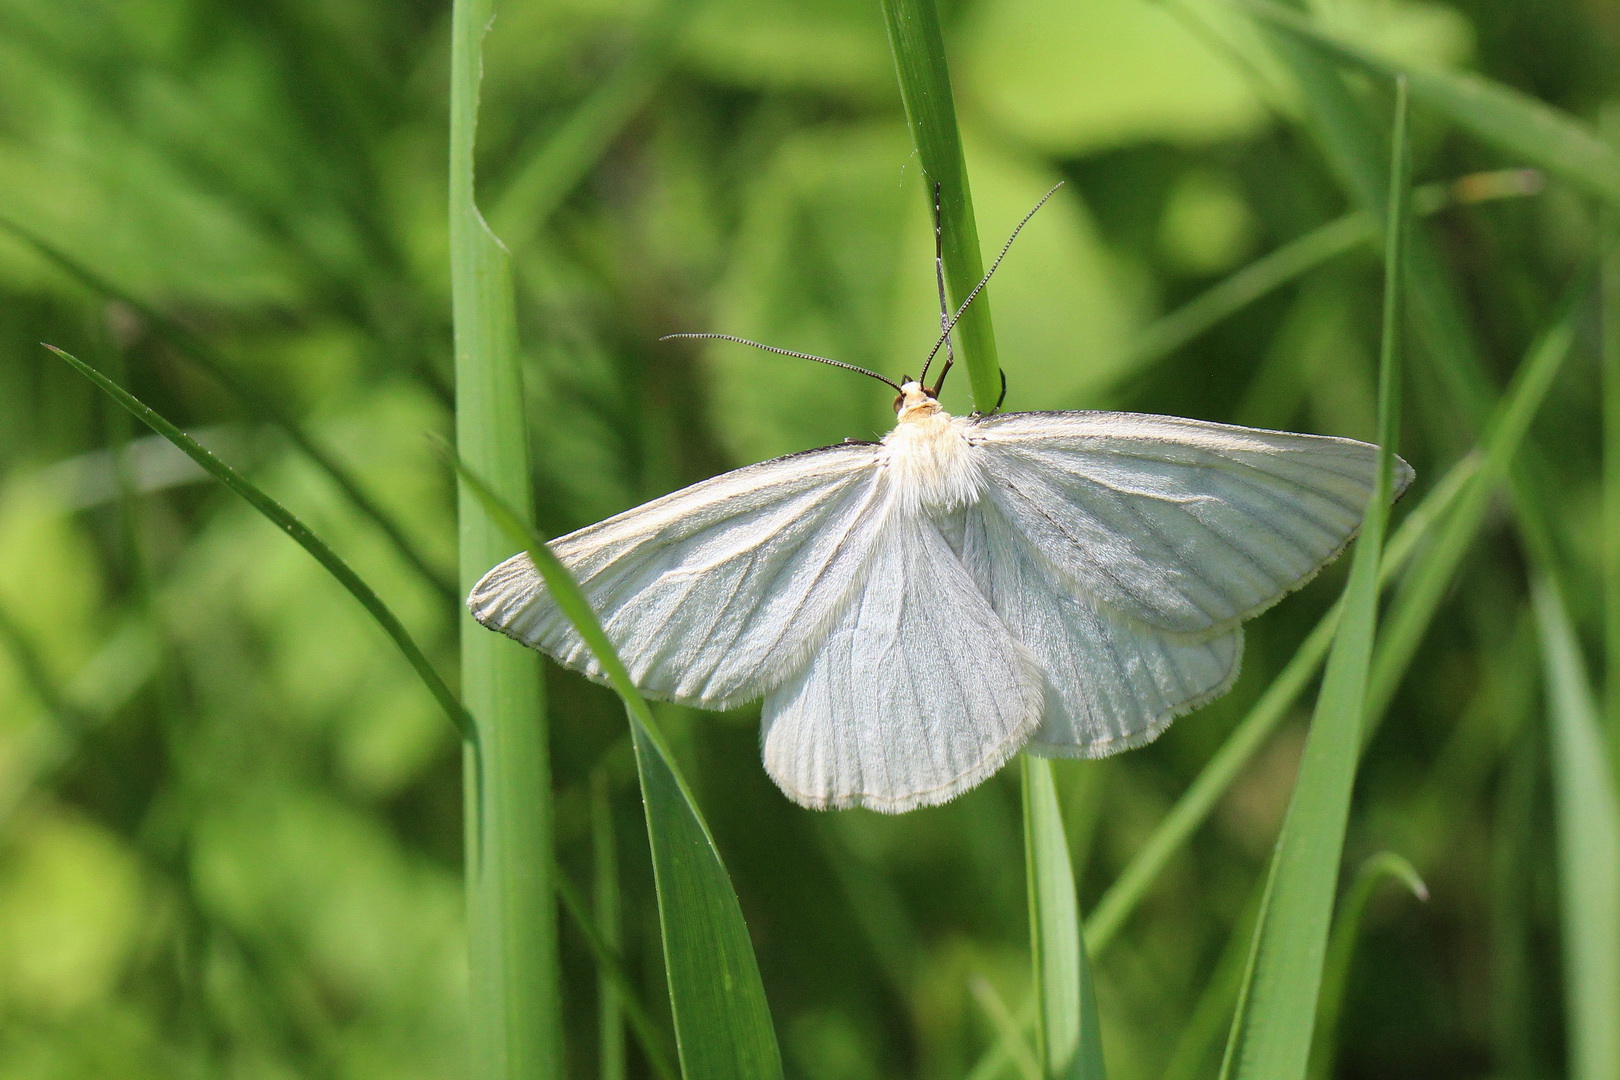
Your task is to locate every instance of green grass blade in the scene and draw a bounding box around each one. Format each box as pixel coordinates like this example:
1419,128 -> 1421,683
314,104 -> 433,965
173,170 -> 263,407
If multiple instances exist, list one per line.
593,773 -> 630,1080
1227,0 -> 1620,206
1122,213 -> 1375,379
1023,757 -> 1106,1080
1114,171 -> 1539,397
1083,456 -> 1455,955
555,874 -> 680,1080
2,217 -> 458,607
1088,276 -> 1576,954
454,460 -> 785,1080
969,976 -> 1043,1080
1364,294 -> 1581,726
1307,853 -> 1428,1080
449,0 -> 560,1075
1605,202 -> 1620,775
880,9 -> 1098,1073
1533,582 -> 1620,1080
879,0 -> 1000,411
490,0 -> 694,246
1221,79 -> 1409,1080
43,344 -> 473,741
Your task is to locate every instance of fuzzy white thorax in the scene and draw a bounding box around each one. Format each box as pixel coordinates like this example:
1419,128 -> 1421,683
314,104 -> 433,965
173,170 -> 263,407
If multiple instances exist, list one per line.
882,381 -> 986,513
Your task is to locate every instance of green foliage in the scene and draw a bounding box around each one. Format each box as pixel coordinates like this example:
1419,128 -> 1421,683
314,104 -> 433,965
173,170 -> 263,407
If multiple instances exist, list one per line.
44,346 -> 473,741
1220,79 -> 1411,1080
1308,852 -> 1428,1080
1023,758 -> 1105,1080
2,0 -> 1618,1076
1534,583 -> 1620,1080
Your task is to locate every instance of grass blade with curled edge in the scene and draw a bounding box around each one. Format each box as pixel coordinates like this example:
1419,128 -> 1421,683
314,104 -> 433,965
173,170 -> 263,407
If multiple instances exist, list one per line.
454,458 -> 784,1080
449,0 -> 558,1074
1533,581 -> 1620,1080
43,344 -> 474,742
1220,79 -> 1409,1080
1226,0 -> 1620,206
1023,757 -> 1106,1079
1307,853 -> 1428,1080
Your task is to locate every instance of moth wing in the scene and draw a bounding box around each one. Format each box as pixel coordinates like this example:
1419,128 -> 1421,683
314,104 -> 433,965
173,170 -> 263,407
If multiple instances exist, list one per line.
973,411 -> 1412,636
760,514 -> 1044,813
958,502 -> 1242,757
469,443 -> 887,709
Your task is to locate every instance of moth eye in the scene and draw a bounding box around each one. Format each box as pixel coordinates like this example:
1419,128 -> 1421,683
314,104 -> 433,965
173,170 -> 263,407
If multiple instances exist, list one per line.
893,393 -> 905,413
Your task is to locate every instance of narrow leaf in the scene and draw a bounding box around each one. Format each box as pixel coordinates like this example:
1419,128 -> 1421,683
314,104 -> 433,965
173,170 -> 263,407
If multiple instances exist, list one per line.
448,0 -> 560,1074
1221,79 -> 1409,1080
1023,757 -> 1106,1079
3,217 -> 457,605
879,0 -> 1001,411
1230,0 -> 1620,206
1307,853 -> 1428,1080
43,345 -> 474,741
1533,582 -> 1620,1080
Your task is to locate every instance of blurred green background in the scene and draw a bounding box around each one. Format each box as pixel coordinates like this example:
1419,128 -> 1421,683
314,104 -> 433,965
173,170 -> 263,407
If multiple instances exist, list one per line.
0,0 -> 1611,1076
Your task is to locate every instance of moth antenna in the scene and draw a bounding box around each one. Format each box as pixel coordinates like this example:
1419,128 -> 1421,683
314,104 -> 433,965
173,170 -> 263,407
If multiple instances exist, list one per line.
661,333 -> 903,392
918,180 -> 957,393
921,181 -> 1064,375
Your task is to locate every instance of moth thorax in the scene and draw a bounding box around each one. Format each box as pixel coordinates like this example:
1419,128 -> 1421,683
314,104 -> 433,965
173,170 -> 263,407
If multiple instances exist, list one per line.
884,412 -> 984,513
895,380 -> 942,423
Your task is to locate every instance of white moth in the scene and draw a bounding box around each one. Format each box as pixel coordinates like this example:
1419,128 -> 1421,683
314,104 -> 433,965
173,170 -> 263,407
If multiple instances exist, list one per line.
469,187 -> 1412,813
470,381 -> 1410,812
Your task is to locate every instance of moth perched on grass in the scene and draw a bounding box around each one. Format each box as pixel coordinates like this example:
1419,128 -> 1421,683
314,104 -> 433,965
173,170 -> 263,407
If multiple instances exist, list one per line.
469,188 -> 1411,812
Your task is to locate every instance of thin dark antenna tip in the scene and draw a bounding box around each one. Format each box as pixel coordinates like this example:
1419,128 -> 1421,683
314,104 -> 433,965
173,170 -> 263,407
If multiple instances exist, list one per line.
921,180 -> 1064,374
660,332 -> 902,392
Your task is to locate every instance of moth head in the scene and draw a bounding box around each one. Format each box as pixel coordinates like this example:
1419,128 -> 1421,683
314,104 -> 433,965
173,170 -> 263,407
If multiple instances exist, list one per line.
894,379 -> 940,421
